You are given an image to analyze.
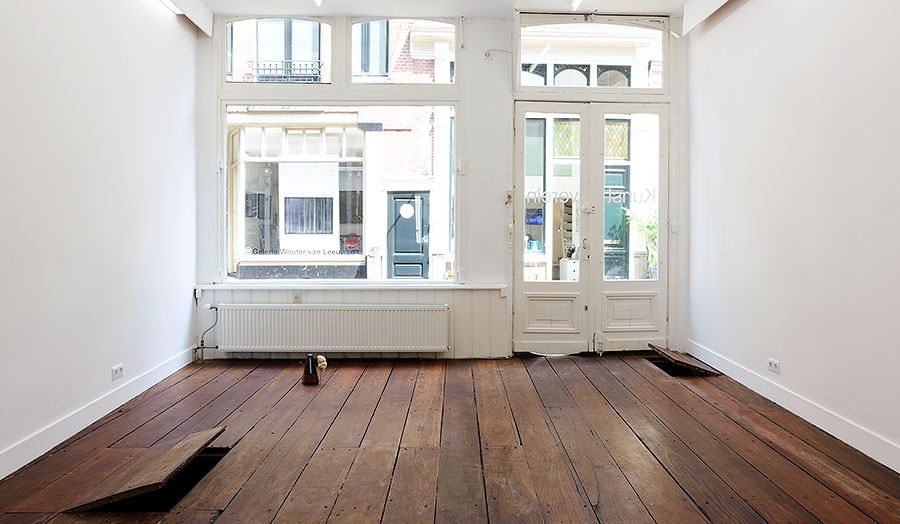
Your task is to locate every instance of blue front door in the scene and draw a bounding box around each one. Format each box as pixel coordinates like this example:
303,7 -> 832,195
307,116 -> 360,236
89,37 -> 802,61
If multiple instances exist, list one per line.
387,192 -> 430,278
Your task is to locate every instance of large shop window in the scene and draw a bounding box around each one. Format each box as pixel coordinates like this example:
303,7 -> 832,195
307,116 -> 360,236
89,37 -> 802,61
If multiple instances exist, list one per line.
351,19 -> 456,84
519,15 -> 665,90
227,18 -> 331,83
226,106 -> 456,280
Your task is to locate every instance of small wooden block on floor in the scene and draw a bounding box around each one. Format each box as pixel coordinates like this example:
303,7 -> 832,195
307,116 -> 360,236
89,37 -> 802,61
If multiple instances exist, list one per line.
66,427 -> 224,513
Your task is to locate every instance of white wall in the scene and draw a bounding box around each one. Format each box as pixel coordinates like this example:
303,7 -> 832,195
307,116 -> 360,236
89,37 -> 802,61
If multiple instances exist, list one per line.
685,0 -> 900,471
0,1 -> 202,478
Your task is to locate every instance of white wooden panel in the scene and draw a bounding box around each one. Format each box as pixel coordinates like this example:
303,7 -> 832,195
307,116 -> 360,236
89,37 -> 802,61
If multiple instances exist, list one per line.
602,292 -> 658,332
523,293 -> 580,333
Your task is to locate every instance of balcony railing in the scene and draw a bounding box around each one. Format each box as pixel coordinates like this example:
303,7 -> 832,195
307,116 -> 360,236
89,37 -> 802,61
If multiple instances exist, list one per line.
250,60 -> 322,83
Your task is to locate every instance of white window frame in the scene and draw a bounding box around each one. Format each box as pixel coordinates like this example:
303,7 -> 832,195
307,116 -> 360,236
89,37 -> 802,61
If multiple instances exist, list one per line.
213,15 -> 464,284
515,13 -> 671,102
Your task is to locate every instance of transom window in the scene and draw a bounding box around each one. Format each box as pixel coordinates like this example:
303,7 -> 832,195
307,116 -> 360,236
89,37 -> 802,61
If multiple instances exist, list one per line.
519,15 -> 665,90
351,19 -> 456,84
227,18 -> 331,83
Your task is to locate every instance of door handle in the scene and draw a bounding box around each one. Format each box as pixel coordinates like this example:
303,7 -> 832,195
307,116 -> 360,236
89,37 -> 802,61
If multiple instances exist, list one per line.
582,237 -> 589,249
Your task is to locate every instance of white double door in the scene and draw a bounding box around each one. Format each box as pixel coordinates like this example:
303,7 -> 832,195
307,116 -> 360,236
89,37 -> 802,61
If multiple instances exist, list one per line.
513,102 -> 668,354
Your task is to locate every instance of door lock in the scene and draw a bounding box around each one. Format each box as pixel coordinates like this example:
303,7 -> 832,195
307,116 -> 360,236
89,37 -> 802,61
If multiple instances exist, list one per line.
582,238 -> 589,249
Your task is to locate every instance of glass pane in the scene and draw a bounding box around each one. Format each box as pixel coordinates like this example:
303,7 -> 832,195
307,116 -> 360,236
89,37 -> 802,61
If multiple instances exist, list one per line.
603,113 -> 659,281
226,18 -> 331,83
351,19 -> 456,84
226,105 -> 455,280
263,128 -> 282,157
520,19 -> 664,89
524,112 -> 581,282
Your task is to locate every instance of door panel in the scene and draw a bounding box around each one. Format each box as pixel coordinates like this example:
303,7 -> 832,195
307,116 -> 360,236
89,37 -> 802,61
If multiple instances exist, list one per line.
387,192 -> 429,279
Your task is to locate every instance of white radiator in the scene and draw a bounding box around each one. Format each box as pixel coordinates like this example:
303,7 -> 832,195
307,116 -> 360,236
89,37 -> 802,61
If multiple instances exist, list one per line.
215,304 -> 450,353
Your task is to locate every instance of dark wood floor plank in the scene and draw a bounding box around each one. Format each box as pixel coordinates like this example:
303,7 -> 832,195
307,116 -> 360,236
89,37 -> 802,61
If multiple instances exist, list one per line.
603,357 -> 819,524
627,356 -> 880,524
360,362 -> 419,449
548,358 -> 708,524
112,364 -> 258,448
0,362 -> 232,512
318,362 -> 394,449
0,514 -> 54,524
43,362 -> 214,458
648,344 -> 720,375
576,356 -> 767,524
48,513 -> 167,524
153,362 -> 285,448
11,448 -> 140,513
382,447 -> 440,524
480,445 -> 543,524
472,360 -> 519,447
271,447 -> 357,524
523,357 -> 575,408
497,358 -> 596,524
211,363 -> 373,523
156,509 -> 220,524
171,363 -> 358,512
682,375 -> 900,524
209,361 -> 306,448
68,427 -> 224,512
547,406 -> 653,524
328,447 -> 397,524
399,362 -> 444,449
707,373 -> 900,496
435,361 -> 487,524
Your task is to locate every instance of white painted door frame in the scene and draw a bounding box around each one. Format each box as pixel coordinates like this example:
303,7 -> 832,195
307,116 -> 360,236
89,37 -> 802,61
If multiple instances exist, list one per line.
512,101 -> 669,354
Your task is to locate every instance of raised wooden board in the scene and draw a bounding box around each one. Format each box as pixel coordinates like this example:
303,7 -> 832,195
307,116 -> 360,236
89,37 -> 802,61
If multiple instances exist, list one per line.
66,427 -> 224,512
648,343 -> 720,375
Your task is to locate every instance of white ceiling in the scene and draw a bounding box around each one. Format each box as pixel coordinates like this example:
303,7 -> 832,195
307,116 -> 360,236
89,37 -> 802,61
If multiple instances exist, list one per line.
200,0 -> 687,18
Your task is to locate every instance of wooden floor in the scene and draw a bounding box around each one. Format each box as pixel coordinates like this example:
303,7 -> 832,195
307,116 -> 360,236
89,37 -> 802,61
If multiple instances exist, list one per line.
1,356 -> 899,524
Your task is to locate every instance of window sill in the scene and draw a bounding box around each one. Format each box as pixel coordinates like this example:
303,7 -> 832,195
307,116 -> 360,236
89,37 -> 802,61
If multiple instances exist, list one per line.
196,280 -> 506,291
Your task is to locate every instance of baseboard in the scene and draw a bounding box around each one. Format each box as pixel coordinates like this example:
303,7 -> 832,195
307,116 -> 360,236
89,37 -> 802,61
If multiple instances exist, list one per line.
0,347 -> 195,480
686,339 -> 900,473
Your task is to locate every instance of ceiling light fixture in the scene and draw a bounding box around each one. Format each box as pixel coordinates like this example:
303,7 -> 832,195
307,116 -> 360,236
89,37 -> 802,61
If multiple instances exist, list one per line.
314,0 -> 323,6
158,0 -> 183,14
571,0 -> 583,11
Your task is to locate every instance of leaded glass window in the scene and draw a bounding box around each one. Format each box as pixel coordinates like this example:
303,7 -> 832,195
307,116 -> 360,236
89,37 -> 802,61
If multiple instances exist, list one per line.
605,119 -> 630,160
553,118 -> 580,158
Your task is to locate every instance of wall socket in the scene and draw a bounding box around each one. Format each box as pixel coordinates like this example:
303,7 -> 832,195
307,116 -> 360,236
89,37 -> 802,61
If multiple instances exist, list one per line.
767,358 -> 781,375
111,364 -> 125,381
292,292 -> 303,304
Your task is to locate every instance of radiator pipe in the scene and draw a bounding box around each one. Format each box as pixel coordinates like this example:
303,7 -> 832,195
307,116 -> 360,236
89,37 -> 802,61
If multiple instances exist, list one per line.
196,304 -> 219,361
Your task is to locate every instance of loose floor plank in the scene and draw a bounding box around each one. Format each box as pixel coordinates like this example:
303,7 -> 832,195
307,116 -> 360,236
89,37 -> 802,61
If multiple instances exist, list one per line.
498,359 -> 596,524
480,446 -> 543,524
648,344 -> 720,375
212,364 -> 378,524
682,375 -> 900,524
11,449 -> 141,513
472,360 -> 519,447
271,447 -> 357,524
381,447 -> 440,524
626,356 -> 879,524
68,427 -> 224,512
706,373 -> 900,496
399,361 -> 444,449
435,361 -> 488,524
209,361 -> 307,449
547,406 -> 653,524
576,356 -> 767,524
547,358 -> 709,524
0,362 -> 232,513
172,362 -> 357,512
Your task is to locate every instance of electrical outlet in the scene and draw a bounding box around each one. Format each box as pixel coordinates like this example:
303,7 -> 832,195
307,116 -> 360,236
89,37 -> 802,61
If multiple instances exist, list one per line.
111,364 -> 124,381
767,358 -> 781,375
292,292 -> 303,304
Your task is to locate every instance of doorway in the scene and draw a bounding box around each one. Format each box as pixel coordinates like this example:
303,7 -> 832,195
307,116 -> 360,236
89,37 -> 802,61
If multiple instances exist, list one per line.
513,102 -> 668,353
387,192 -> 430,278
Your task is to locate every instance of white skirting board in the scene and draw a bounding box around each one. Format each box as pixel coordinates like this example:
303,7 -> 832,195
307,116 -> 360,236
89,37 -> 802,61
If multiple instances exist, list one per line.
687,339 -> 900,474
196,287 -> 511,359
0,347 -> 194,480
